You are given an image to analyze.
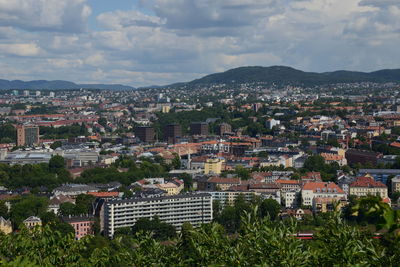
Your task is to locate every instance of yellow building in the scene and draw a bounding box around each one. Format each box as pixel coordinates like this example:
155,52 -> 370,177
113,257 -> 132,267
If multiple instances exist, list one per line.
0,217 -> 12,234
204,158 -> 225,175
349,177 -> 388,199
156,179 -> 184,196
162,106 -> 171,113
23,216 -> 42,229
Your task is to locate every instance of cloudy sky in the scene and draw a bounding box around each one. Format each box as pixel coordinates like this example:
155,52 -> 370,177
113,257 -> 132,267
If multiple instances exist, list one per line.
0,0 -> 399,87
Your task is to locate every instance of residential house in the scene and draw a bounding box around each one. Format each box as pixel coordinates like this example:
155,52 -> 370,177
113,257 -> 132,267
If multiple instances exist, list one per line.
23,216 -> 42,229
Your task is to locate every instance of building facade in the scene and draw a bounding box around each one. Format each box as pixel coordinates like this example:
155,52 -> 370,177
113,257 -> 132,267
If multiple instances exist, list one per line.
190,122 -> 209,136
23,216 -> 42,229
301,182 -> 346,206
164,124 -> 182,144
217,123 -> 232,136
17,125 -> 40,146
349,176 -> 388,199
135,126 -> 155,143
62,215 -> 95,240
104,193 -> 212,237
204,158 -> 225,175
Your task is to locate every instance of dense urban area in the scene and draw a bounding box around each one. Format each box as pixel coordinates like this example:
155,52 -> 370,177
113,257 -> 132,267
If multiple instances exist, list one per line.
1,79 -> 400,265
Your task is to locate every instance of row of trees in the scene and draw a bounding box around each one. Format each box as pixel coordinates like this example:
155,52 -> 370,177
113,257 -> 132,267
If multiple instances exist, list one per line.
0,155 -> 71,190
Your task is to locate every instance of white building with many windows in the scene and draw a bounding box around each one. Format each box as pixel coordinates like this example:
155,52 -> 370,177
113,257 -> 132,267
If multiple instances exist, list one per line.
104,193 -> 212,237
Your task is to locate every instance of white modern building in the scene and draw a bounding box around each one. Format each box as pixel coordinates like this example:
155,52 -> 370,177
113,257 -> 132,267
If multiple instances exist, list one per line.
265,119 -> 280,130
104,193 -> 213,237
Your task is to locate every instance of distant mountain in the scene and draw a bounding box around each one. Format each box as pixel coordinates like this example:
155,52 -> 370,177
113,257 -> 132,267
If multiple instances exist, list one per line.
0,79 -> 135,90
186,66 -> 400,86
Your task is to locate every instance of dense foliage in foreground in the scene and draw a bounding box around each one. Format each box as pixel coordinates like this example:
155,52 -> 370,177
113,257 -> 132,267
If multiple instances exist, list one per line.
1,209 -> 400,267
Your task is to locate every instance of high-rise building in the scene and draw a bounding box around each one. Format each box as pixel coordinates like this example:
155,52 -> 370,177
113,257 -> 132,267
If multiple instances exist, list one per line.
265,118 -> 280,130
217,123 -> 232,136
164,124 -> 182,144
135,126 -> 155,143
104,193 -> 213,237
23,90 -> 29,96
16,125 -> 40,147
190,122 -> 208,136
35,91 -> 41,96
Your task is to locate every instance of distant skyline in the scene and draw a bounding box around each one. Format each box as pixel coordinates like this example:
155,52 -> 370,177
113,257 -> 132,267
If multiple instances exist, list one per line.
0,0 -> 399,87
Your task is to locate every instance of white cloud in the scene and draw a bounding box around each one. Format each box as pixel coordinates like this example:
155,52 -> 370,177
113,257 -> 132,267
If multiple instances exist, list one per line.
0,43 -> 41,56
0,0 -> 91,32
97,10 -> 164,30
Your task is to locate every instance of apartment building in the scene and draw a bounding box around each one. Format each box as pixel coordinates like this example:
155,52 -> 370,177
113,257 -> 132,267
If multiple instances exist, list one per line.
104,193 -> 212,237
16,125 -> 40,146
204,158 -> 225,175
301,182 -> 346,206
208,191 -> 256,207
349,176 -> 388,199
391,176 -> 400,194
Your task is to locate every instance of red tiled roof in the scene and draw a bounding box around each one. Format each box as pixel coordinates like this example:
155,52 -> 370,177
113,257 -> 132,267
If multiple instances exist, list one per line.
390,142 -> 400,148
302,182 -> 344,194
350,176 -> 387,188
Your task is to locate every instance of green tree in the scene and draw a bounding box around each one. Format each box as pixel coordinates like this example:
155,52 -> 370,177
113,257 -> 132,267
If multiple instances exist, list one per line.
59,202 -> 77,216
49,155 -> 65,172
172,153 -> 181,169
0,201 -> 8,218
259,198 -> 281,220
132,216 -> 176,241
50,141 -> 63,150
235,165 -> 251,180
179,173 -> 193,191
74,194 -> 95,215
9,195 -> 49,227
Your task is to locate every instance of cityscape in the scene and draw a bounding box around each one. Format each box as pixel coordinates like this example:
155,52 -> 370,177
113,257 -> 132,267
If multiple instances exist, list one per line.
1,0 -> 400,266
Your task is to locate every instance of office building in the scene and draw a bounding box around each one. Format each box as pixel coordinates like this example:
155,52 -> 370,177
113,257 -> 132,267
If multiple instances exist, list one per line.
190,122 -> 208,136
104,193 -> 212,237
16,125 -> 40,147
135,126 -> 155,143
164,124 -> 182,144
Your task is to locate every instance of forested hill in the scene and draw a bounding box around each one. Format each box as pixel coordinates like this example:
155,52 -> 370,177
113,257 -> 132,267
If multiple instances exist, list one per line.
0,79 -> 135,90
187,66 -> 400,86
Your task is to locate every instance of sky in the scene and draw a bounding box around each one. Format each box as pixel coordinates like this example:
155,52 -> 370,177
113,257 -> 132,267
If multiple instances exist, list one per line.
0,0 -> 399,87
